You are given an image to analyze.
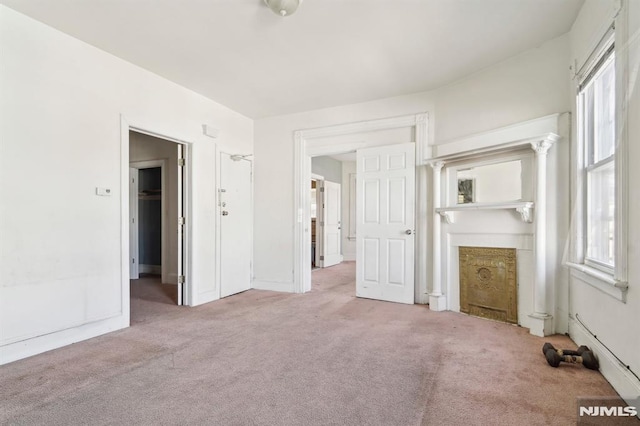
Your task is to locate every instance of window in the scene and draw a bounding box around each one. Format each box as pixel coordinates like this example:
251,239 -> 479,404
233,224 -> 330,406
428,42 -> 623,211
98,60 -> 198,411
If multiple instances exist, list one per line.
578,44 -> 615,271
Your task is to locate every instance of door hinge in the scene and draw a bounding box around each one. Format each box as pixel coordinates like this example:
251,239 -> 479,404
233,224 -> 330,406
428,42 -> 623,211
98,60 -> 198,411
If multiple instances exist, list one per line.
178,158 -> 185,167
320,187 -> 325,192
178,275 -> 185,284
320,255 -> 325,261
132,258 -> 135,264
179,217 -> 185,225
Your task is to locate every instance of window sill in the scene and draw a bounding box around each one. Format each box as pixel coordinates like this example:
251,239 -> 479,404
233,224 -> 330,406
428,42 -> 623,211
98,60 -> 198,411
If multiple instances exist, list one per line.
566,262 -> 628,302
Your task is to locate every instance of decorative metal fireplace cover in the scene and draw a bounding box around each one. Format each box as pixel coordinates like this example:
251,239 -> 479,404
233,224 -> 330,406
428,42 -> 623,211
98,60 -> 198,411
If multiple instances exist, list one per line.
459,247 -> 518,324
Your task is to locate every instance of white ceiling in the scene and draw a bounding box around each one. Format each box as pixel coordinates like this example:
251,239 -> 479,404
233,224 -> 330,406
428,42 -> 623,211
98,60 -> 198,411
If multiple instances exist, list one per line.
1,0 -> 583,118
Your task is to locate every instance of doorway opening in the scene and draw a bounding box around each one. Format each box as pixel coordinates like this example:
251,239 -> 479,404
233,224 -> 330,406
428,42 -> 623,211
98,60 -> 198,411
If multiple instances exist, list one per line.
127,129 -> 189,321
310,155 -> 352,292
312,145 -> 416,304
294,114 -> 428,304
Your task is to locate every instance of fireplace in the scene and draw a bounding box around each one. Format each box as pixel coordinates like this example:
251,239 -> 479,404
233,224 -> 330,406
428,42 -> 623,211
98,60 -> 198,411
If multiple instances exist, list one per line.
426,114 -> 568,336
459,247 -> 518,324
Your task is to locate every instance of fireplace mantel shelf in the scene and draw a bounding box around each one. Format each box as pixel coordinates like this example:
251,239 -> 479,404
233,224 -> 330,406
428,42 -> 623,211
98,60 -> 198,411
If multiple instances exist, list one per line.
435,201 -> 534,224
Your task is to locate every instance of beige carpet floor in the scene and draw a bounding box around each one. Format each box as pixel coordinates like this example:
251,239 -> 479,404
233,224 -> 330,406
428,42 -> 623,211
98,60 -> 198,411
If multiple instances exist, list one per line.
0,262 -> 630,425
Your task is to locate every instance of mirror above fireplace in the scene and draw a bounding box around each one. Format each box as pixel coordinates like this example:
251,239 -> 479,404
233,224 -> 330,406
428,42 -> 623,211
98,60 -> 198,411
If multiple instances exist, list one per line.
456,160 -> 522,204
444,153 -> 534,208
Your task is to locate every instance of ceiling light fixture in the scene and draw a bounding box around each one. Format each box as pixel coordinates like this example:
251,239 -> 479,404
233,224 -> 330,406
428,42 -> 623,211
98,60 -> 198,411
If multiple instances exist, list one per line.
264,0 -> 302,17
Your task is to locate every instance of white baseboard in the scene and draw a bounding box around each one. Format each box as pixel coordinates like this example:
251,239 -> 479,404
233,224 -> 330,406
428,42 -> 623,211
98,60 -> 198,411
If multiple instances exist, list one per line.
139,264 -> 161,274
569,318 -> 640,407
0,315 -> 127,366
252,280 -> 295,293
191,290 -> 219,307
343,253 -> 356,261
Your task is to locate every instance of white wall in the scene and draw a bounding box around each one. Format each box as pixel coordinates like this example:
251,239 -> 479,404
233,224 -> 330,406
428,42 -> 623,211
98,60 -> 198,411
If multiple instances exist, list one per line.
311,156 -> 341,183
0,6 -> 253,364
253,33 -> 570,292
566,0 -> 640,405
432,35 -> 570,143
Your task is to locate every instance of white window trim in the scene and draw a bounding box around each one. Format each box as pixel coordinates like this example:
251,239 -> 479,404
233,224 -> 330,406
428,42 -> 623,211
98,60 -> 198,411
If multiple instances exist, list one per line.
569,26 -> 628,302
566,262 -> 627,302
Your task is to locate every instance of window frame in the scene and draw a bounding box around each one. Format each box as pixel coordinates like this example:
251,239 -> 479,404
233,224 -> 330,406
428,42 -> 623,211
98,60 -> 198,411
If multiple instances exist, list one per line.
570,27 -> 628,301
578,46 -> 616,273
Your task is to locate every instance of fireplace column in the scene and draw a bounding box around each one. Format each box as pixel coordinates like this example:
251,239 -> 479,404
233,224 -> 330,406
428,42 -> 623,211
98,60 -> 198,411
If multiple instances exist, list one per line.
528,138 -> 557,336
429,161 -> 447,311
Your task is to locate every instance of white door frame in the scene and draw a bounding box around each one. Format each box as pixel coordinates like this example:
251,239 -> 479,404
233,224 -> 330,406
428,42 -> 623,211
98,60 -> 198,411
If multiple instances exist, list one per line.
293,113 -> 430,302
311,173 -> 325,268
129,167 -> 139,279
129,159 -> 167,283
319,179 -> 343,268
120,116 -> 192,317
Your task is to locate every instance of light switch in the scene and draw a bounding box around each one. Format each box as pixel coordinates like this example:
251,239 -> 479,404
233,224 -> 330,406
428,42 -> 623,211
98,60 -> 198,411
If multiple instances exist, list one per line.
96,187 -> 112,196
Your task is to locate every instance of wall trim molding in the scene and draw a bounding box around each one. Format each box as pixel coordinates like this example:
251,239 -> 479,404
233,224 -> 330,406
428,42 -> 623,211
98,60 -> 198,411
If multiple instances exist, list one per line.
433,113 -> 562,160
252,280 -> 296,293
121,115 -> 193,308
0,315 -> 126,366
192,289 -> 219,306
567,263 -> 628,302
569,317 -> 640,407
139,264 -> 162,275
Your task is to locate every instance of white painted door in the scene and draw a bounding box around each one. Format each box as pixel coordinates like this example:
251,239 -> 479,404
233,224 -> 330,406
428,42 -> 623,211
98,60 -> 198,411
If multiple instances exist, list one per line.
220,153 -> 252,298
321,181 -> 343,267
356,143 -> 415,304
129,167 -> 139,280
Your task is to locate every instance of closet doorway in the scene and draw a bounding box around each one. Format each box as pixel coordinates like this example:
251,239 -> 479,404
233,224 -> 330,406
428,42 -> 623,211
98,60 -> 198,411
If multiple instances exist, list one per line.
129,130 -> 187,307
130,162 -> 165,279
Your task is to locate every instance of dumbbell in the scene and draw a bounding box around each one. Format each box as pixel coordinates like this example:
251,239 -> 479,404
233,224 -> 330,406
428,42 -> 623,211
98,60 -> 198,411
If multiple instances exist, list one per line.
542,342 -> 599,370
542,342 -> 590,357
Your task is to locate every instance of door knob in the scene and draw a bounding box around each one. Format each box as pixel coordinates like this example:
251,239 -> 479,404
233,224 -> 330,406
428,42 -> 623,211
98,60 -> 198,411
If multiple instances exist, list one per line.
405,229 -> 413,235
222,211 -> 229,216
